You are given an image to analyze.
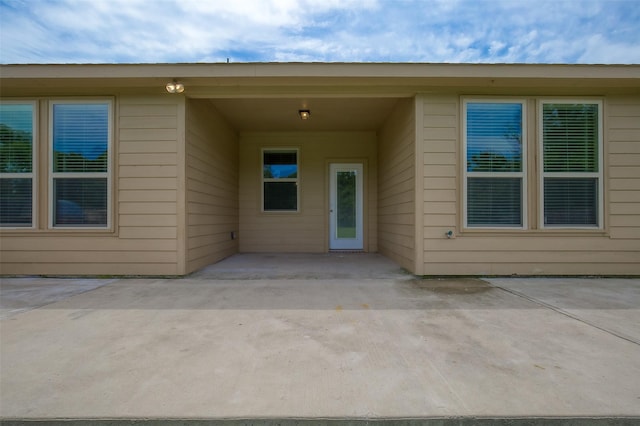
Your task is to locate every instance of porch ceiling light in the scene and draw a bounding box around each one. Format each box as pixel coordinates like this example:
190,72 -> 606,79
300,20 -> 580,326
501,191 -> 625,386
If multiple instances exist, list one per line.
298,109 -> 311,120
166,80 -> 185,94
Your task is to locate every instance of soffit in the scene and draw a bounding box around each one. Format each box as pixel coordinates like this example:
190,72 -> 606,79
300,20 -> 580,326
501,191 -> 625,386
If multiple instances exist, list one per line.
208,97 -> 400,131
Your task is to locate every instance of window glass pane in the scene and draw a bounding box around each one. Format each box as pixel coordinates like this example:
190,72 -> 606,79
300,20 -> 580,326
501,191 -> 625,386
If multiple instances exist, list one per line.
0,103 -> 33,173
544,178 -> 598,226
53,103 -> 108,173
467,103 -> 522,172
0,178 -> 32,226
337,171 -> 356,238
54,178 -> 107,226
263,151 -> 297,178
467,177 -> 522,226
264,182 -> 297,211
543,103 -> 598,172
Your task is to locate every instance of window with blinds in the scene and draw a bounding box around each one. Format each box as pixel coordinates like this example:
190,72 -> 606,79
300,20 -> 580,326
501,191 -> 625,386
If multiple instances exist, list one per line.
541,101 -> 602,228
0,102 -> 35,227
263,149 -> 298,211
50,101 -> 111,227
464,100 -> 526,228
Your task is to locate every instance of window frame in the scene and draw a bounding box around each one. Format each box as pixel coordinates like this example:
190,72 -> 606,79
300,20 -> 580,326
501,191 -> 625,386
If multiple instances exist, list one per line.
261,148 -> 299,213
0,100 -> 37,229
462,98 -> 528,230
48,99 -> 113,230
538,99 -> 604,230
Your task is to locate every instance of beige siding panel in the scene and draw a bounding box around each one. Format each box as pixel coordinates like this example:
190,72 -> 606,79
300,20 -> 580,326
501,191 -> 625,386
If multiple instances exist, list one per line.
119,165 -> 177,178
377,98 -> 415,271
417,94 -> 640,275
185,99 -> 239,273
240,130 -> 377,254
0,95 -> 182,276
0,236 -> 177,251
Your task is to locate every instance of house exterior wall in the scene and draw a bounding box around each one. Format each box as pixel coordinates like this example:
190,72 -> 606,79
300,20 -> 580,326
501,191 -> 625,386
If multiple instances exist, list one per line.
238,131 -> 377,253
0,95 -> 186,276
418,93 -> 640,275
377,98 -> 416,272
185,99 -> 239,273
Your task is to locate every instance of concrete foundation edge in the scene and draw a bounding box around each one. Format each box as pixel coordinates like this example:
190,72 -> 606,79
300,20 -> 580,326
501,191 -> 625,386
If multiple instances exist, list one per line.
2,418 -> 640,426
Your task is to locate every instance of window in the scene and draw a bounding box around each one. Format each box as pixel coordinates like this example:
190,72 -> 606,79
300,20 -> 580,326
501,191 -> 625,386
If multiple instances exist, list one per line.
540,101 -> 602,228
0,101 -> 36,228
50,101 -> 111,228
263,149 -> 298,211
463,100 -> 526,228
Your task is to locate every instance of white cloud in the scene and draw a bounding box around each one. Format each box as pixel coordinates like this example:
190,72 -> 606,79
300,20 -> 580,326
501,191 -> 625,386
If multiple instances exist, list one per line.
0,0 -> 638,64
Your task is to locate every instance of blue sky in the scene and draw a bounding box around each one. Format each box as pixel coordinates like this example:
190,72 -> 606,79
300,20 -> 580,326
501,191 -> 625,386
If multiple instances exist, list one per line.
1,0 -> 639,64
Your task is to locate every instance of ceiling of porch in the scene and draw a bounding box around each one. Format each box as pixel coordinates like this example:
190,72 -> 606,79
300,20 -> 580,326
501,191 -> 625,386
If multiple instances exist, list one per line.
208,97 -> 402,131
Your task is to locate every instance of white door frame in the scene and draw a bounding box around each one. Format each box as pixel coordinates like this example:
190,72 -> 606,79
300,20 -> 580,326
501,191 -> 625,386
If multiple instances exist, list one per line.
329,163 -> 364,250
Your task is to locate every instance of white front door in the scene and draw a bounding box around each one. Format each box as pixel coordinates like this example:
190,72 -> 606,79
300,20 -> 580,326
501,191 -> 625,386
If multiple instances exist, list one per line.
329,163 -> 363,250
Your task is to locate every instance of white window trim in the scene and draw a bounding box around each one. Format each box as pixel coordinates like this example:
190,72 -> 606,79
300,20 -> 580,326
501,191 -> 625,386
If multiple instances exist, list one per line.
0,100 -> 37,229
261,148 -> 299,213
538,99 -> 604,230
462,98 -> 528,230
48,99 -> 113,230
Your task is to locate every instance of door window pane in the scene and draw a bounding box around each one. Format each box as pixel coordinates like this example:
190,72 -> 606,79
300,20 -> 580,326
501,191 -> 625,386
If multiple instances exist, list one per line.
337,171 -> 356,238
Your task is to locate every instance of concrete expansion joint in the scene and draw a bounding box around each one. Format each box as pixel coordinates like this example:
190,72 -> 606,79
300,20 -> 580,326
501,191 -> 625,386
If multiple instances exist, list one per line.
490,284 -> 640,347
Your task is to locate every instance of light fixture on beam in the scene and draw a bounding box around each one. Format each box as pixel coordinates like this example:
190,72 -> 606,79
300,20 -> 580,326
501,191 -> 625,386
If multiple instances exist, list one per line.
166,80 -> 185,94
298,109 -> 311,120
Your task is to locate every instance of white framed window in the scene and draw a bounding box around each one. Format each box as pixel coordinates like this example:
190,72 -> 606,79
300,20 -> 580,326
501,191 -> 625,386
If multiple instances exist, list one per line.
463,99 -> 527,229
49,100 -> 112,229
262,148 -> 298,212
539,100 -> 603,229
0,101 -> 37,228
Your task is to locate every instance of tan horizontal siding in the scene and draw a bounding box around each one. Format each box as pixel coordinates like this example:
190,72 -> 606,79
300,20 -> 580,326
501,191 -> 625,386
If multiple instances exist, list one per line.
185,99 -> 239,273
377,98 -> 415,271
239,131 -> 377,253
418,94 -> 640,276
0,96 -> 183,276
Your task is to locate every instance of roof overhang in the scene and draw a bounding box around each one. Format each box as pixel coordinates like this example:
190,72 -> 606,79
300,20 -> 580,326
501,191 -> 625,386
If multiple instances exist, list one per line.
1,63 -> 639,97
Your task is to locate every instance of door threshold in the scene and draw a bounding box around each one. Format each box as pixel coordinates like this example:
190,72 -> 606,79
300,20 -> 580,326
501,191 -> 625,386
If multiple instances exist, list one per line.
329,250 -> 365,253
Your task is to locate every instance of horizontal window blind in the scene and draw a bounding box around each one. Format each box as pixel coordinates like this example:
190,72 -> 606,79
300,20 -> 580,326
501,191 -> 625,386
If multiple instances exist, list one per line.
467,177 -> 522,226
544,178 -> 598,226
53,178 -> 107,226
51,102 -> 110,227
1,103 -> 34,227
543,104 -> 598,172
466,103 -> 522,172
1,104 -> 33,174
53,103 -> 108,173
0,178 -> 32,226
541,101 -> 601,228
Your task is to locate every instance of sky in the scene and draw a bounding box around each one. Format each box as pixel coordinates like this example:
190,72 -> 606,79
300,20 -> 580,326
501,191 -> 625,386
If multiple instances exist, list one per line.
0,0 -> 639,64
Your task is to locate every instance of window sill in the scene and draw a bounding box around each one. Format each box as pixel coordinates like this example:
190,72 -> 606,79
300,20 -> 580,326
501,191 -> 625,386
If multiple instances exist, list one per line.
459,228 -> 609,237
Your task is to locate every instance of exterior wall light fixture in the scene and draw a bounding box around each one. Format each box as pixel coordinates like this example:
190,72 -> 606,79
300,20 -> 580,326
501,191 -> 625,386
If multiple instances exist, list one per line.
298,109 -> 311,120
166,80 -> 185,94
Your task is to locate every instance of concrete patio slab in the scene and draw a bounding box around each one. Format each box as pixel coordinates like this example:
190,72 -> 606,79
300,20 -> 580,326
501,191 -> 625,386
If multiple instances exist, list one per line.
1,254 -> 639,424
